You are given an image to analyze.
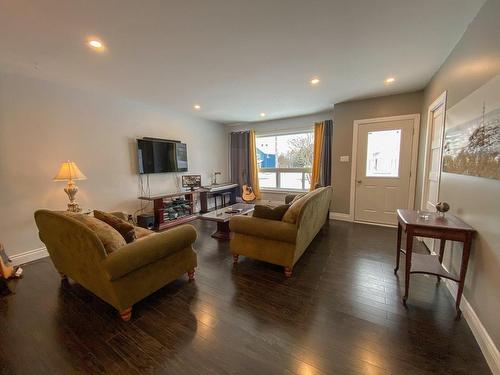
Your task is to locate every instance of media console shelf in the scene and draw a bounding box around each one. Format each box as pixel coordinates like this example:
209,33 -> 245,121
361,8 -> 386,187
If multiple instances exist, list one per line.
138,183 -> 240,231
138,191 -> 198,231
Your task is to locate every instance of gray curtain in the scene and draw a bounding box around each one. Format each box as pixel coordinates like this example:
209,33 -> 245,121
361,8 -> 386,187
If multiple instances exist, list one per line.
319,120 -> 333,186
230,131 -> 251,195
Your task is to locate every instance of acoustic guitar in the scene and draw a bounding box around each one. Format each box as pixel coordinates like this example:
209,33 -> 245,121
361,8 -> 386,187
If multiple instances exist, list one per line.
241,184 -> 256,202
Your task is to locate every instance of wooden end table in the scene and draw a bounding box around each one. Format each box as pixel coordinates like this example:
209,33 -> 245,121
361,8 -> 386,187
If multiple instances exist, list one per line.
394,209 -> 475,320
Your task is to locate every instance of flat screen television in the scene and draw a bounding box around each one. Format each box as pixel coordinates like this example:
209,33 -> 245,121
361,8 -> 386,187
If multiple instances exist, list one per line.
137,138 -> 188,174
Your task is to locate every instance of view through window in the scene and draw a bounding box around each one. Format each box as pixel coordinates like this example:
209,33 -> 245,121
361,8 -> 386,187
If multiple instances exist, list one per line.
366,129 -> 401,177
256,131 -> 313,190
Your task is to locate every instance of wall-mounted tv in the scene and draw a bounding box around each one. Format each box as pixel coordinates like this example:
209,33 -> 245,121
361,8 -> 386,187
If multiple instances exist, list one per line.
137,138 -> 188,174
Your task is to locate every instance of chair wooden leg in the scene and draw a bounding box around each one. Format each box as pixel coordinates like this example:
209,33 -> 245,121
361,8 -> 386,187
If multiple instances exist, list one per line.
232,254 -> 239,265
120,307 -> 133,322
187,269 -> 195,281
284,267 -> 293,278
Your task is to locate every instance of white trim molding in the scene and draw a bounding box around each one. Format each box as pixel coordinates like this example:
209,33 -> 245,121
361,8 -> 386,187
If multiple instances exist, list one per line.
330,212 -> 353,221
349,114 -> 420,226
10,246 -> 49,266
444,279 -> 500,375
420,90 -> 447,211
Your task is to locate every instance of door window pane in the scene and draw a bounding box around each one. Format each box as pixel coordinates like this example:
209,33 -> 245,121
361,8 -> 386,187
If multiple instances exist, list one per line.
366,129 -> 401,177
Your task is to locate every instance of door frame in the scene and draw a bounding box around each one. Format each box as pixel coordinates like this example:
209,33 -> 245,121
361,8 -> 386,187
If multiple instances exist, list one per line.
349,114 -> 420,226
420,91 -> 447,211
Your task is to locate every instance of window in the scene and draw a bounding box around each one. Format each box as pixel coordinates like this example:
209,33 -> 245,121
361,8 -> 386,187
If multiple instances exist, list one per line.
256,131 -> 313,191
366,129 -> 401,177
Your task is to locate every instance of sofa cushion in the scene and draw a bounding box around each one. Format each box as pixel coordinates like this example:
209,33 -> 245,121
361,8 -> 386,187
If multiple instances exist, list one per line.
65,213 -> 126,254
94,210 -> 136,243
282,193 -> 309,224
230,216 -> 297,243
134,226 -> 155,240
253,204 -> 290,221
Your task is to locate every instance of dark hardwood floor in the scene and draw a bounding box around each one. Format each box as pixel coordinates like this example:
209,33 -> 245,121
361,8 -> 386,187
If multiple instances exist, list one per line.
0,220 -> 490,374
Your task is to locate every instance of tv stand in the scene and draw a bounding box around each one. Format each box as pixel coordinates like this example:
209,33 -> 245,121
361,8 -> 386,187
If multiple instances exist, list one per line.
138,191 -> 198,231
138,183 -> 240,230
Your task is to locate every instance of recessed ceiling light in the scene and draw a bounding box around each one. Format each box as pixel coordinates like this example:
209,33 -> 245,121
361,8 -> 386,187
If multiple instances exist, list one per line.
310,78 -> 320,85
260,112 -> 266,117
87,39 -> 105,50
385,77 -> 395,84
193,104 -> 201,110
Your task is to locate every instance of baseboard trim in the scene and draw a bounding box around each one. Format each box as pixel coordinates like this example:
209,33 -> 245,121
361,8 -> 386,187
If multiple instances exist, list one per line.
9,247 -> 49,266
354,220 -> 397,229
444,278 -> 499,375
330,212 -> 353,221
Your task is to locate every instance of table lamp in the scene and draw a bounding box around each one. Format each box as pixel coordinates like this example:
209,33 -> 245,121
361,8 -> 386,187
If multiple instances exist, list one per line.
53,161 -> 87,212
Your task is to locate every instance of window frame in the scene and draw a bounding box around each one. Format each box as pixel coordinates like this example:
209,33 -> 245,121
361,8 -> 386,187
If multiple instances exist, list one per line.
255,128 -> 314,192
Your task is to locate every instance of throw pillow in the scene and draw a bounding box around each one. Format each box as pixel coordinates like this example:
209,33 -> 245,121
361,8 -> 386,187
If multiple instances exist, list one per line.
282,194 -> 309,224
252,204 -> 290,221
291,193 -> 307,203
66,213 -> 126,254
94,210 -> 136,243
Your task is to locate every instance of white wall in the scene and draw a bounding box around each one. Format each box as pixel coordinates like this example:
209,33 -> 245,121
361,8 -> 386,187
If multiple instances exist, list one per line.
0,72 -> 227,259
419,0 -> 500,356
225,111 -> 333,202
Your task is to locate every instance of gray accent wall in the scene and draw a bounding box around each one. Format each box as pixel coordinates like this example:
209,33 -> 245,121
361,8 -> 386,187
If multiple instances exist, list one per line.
331,92 -> 424,214
419,0 -> 500,347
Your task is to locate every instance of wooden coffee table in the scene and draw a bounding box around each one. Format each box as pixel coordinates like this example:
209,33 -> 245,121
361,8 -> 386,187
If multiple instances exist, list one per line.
199,203 -> 254,240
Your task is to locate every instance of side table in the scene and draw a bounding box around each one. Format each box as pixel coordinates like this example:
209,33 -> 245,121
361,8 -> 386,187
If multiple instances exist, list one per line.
394,209 -> 475,320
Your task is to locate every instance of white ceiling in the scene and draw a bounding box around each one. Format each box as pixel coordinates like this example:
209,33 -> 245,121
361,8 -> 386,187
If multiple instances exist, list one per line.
0,0 -> 485,124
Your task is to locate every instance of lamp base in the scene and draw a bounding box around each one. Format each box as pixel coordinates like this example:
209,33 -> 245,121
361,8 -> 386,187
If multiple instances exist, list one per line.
64,181 -> 82,213
67,202 -> 82,213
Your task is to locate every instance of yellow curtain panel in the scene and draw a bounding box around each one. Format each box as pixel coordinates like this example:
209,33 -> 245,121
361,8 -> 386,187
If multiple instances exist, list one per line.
249,129 -> 261,199
311,121 -> 325,190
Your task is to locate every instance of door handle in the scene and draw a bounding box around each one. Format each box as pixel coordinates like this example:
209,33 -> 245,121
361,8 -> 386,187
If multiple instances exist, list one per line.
357,180 -> 362,184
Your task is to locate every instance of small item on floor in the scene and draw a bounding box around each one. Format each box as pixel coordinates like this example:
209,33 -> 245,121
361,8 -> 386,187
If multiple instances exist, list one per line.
0,243 -> 23,280
14,267 -> 23,278
0,243 -> 15,279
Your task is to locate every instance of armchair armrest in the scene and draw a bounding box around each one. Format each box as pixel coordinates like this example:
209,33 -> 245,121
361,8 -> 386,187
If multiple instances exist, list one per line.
229,216 -> 297,243
102,224 -> 197,280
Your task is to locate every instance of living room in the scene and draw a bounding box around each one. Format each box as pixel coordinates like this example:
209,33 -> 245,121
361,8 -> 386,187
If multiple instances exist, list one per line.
1,1 -> 499,374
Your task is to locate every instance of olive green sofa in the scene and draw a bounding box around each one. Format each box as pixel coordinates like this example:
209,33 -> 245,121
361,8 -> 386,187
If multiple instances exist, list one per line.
34,210 -> 197,321
229,186 -> 332,277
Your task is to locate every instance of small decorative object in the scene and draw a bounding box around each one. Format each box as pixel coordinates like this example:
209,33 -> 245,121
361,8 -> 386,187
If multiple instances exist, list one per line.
0,243 -> 15,280
436,201 -> 450,217
417,211 -> 431,220
53,161 -> 87,212
1,243 -> 22,295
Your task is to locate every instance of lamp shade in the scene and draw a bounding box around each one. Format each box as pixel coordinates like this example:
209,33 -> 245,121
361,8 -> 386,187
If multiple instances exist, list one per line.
53,161 -> 87,181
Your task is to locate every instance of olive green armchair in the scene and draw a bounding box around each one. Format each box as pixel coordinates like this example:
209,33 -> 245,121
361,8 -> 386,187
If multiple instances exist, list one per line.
34,210 -> 197,321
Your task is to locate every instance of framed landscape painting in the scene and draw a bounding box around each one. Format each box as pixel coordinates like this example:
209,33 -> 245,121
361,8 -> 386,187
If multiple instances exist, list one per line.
443,74 -> 500,180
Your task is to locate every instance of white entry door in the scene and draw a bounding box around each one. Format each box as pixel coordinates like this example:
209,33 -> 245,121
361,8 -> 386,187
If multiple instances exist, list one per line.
354,116 -> 418,225
421,92 -> 446,250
